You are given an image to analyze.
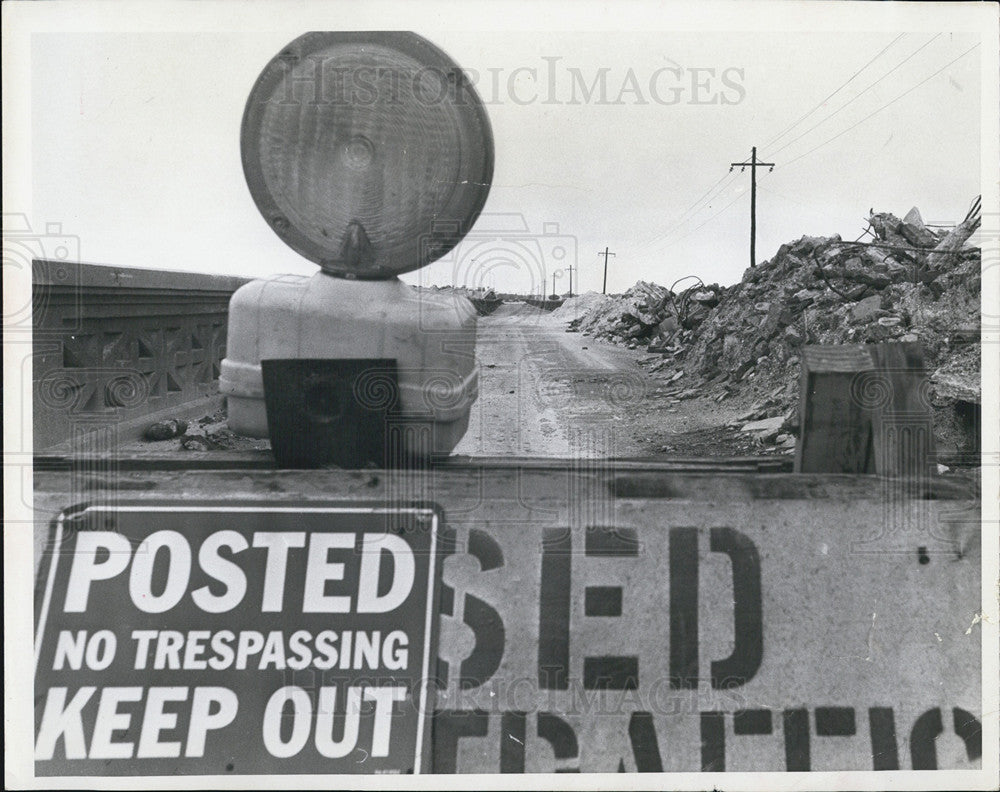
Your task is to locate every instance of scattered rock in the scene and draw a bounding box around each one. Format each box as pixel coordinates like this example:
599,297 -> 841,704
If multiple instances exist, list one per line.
181,435 -> 214,451
144,419 -> 188,441
180,424 -> 217,451
740,416 -> 786,442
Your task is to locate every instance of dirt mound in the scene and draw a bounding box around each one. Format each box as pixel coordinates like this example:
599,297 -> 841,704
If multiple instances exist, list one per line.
546,291 -> 612,322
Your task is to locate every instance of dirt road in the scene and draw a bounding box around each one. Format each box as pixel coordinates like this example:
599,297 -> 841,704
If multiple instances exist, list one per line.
122,301 -> 771,459
454,302 -> 761,458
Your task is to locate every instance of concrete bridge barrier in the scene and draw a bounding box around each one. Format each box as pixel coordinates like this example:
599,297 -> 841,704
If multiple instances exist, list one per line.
31,260 -> 249,451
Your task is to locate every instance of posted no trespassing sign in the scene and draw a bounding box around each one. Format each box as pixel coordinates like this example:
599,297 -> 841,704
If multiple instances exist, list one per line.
33,501 -> 442,776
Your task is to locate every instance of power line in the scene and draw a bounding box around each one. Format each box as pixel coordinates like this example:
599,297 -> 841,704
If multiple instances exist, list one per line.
777,41 -> 980,171
764,33 -> 942,160
656,35 -> 915,250
656,38 -> 974,259
670,187 -> 749,246
760,33 -> 906,152
629,169 -> 742,256
672,170 -> 735,224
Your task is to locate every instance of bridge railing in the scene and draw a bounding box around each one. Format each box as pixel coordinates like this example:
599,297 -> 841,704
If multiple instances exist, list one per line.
31,260 -> 249,451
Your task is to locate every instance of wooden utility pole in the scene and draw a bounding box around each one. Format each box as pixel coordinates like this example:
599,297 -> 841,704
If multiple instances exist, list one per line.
598,247 -> 616,294
567,264 -> 575,297
730,147 -> 774,268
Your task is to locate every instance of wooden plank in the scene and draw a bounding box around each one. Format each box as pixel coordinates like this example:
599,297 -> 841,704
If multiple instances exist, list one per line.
32,451 -> 791,474
794,345 -> 874,473
867,342 -> 935,478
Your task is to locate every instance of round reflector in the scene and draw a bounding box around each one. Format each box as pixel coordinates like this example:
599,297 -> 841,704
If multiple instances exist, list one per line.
241,31 -> 494,279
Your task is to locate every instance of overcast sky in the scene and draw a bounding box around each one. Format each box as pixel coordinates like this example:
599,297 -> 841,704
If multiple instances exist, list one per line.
19,6 -> 989,295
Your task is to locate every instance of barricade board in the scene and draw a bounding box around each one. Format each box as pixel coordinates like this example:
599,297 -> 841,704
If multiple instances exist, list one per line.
31,467 -> 983,776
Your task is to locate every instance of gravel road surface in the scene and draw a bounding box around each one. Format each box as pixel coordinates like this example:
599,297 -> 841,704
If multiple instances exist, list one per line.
455,302 -> 757,458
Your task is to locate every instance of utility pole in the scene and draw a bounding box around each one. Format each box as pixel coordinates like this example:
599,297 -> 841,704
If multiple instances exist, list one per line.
730,146 -> 774,268
598,247 -> 616,294
567,264 -> 575,297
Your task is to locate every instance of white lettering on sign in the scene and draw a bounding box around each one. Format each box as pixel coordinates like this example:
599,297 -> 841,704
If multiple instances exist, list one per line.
35,686 -> 239,760
191,531 -> 248,612
252,531 -> 306,612
185,687 -> 239,757
129,531 -> 192,613
137,687 -> 188,759
303,533 -> 355,612
357,534 -> 415,613
261,685 -> 407,759
60,530 -> 417,614
53,630 -> 117,671
63,532 -> 131,612
128,629 -> 409,671
89,686 -> 142,759
315,687 -> 363,758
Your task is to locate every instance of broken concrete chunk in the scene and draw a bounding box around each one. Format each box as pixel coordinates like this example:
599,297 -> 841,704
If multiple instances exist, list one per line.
850,294 -> 882,323
775,433 -> 796,449
741,415 -> 785,434
792,288 -> 823,305
783,325 -> 804,345
900,221 -> 938,249
902,206 -> 924,227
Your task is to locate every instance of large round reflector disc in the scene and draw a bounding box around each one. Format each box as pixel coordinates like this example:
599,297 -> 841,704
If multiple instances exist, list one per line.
242,31 -> 494,278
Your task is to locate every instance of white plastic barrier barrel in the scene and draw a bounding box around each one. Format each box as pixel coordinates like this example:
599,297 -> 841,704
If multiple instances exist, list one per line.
220,273 -> 479,457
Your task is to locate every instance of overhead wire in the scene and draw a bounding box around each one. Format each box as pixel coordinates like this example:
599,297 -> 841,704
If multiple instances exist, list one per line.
645,36 -> 977,261
651,36 -> 918,252
763,33 -> 942,160
776,41 -> 980,171
669,187 -> 749,246
760,32 -> 906,152
631,169 -> 743,253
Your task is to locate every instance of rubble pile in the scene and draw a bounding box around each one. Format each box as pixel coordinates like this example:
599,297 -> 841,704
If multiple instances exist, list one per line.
566,280 -> 723,348
566,204 -> 982,457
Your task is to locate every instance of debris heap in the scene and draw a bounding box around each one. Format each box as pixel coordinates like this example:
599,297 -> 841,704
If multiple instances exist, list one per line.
565,203 -> 982,459
567,280 -> 723,347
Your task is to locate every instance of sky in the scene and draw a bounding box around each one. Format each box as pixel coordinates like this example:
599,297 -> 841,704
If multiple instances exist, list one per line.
19,7 -> 989,296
